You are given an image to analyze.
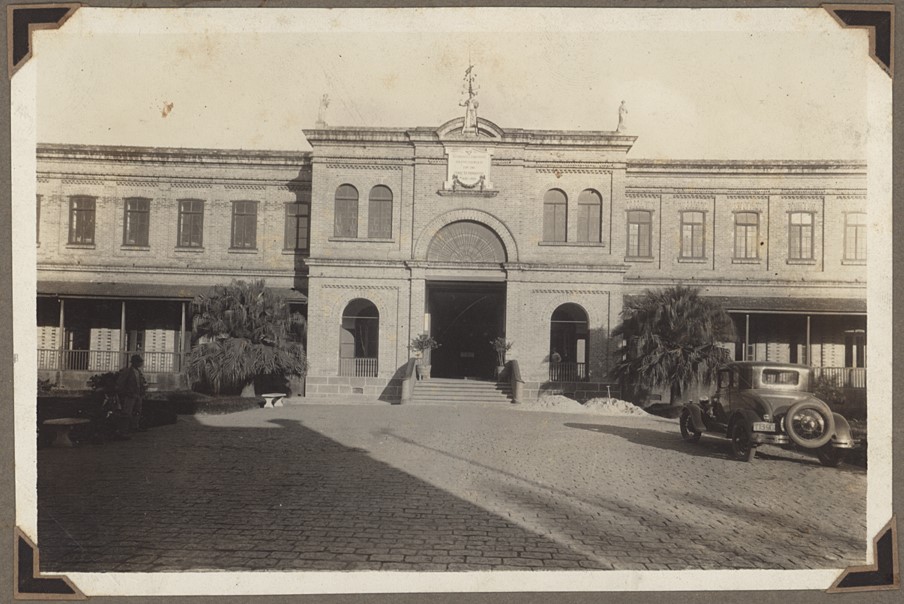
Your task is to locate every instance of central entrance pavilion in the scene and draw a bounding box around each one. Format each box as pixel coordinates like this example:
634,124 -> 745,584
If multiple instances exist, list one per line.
426,281 -> 506,380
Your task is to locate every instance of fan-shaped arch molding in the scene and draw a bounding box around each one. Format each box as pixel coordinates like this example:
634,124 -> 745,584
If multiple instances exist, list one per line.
427,221 -> 507,263
414,209 -> 518,262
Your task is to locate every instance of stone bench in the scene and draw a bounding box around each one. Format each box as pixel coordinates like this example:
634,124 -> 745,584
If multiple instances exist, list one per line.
261,393 -> 286,408
42,418 -> 91,447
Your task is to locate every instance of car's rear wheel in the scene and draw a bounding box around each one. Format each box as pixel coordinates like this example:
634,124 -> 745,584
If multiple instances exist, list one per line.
784,401 -> 835,449
730,422 -> 756,462
816,445 -> 846,467
679,409 -> 702,443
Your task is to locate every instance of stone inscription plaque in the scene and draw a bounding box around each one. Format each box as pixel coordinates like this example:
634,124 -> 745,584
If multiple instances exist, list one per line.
444,147 -> 494,191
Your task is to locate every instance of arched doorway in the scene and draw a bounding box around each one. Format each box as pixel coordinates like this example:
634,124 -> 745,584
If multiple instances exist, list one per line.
339,299 -> 378,377
425,221 -> 507,380
549,303 -> 589,382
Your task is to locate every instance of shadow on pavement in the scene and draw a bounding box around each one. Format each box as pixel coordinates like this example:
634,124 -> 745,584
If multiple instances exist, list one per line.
563,422 -> 861,470
37,415 -> 593,572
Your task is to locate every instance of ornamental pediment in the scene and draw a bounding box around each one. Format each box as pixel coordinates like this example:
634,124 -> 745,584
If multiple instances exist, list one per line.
435,116 -> 505,140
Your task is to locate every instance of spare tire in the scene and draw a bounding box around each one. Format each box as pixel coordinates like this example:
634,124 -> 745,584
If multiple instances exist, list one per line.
784,400 -> 834,449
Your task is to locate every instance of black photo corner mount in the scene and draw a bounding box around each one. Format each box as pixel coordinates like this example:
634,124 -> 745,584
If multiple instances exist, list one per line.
15,528 -> 85,600
824,4 -> 894,76
828,515 -> 900,593
7,3 -> 81,79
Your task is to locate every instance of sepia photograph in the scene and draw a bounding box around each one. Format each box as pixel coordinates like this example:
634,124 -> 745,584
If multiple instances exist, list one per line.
7,4 -> 896,598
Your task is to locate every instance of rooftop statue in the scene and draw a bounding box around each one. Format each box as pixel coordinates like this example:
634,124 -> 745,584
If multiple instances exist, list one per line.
315,94 -> 330,128
616,100 -> 627,133
460,64 -> 479,136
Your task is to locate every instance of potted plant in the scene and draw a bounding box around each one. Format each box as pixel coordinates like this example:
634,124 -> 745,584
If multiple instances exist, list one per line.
409,333 -> 440,380
490,337 -> 514,380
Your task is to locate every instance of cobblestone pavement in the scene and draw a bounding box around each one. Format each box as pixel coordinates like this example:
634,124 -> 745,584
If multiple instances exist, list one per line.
37,402 -> 867,572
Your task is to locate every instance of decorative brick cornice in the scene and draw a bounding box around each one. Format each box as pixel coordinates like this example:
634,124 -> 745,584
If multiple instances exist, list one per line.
321,284 -> 400,291
781,195 -> 823,200
322,162 -> 404,171
625,192 -> 660,199
837,195 -> 868,201
224,183 -> 267,191
534,167 -> 614,175
726,195 -> 769,200
531,289 -> 610,295
672,194 -> 715,200
61,178 -> 103,186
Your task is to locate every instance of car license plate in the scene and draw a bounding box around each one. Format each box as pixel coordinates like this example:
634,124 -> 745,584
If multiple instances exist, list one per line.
752,422 -> 775,432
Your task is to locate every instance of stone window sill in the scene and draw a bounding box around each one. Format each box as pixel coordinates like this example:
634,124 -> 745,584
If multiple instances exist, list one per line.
841,258 -> 866,266
175,246 -> 205,253
677,257 -> 708,264
787,258 -> 816,265
538,241 -> 606,248
228,248 -> 258,254
66,243 -> 95,249
328,237 -> 395,243
731,258 -> 761,264
282,248 -> 310,255
624,256 -> 655,263
121,245 -> 151,251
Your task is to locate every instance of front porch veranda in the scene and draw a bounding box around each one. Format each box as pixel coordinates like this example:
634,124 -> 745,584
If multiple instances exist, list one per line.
36,281 -> 306,390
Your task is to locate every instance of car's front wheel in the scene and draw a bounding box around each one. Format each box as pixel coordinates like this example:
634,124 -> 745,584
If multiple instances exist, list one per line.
679,409 -> 702,443
816,444 -> 847,467
730,422 -> 756,462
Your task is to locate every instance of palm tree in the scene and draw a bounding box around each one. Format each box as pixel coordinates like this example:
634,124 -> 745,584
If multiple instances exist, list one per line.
187,279 -> 306,395
612,286 -> 736,405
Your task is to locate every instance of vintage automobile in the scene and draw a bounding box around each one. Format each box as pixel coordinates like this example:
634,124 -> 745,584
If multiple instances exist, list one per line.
679,361 -> 855,466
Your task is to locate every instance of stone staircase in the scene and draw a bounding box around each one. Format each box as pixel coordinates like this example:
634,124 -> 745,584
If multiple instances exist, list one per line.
411,378 -> 513,405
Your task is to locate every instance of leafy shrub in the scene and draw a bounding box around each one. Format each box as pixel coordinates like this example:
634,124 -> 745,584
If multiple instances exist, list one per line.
37,378 -> 55,394
87,372 -> 119,394
813,374 -> 845,405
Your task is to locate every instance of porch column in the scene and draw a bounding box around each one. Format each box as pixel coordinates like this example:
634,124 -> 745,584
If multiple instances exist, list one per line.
58,298 -> 65,371
120,301 -> 127,367
806,315 -> 812,366
744,314 -> 750,361
179,301 -> 187,372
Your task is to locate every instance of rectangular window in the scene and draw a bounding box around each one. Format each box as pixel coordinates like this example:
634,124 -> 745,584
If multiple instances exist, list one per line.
844,213 -> 866,261
733,212 -> 759,259
285,202 -> 310,250
626,210 -> 652,257
123,197 -> 150,246
680,211 -> 705,258
177,199 -> 204,248
68,196 -> 96,244
788,212 -> 814,260
231,200 -> 258,249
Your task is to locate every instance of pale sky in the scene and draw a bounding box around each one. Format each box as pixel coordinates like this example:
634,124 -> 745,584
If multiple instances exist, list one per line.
33,7 -> 871,160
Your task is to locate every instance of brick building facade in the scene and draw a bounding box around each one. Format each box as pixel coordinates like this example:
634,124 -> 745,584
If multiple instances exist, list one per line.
35,114 -> 867,404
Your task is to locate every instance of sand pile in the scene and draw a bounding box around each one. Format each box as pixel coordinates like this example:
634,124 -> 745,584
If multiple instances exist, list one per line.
520,395 -> 649,416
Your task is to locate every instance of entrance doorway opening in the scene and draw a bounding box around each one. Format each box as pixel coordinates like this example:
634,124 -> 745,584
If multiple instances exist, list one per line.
426,281 -> 506,380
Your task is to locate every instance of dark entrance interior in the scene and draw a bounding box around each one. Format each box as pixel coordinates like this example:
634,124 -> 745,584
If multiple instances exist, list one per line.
426,281 -> 506,380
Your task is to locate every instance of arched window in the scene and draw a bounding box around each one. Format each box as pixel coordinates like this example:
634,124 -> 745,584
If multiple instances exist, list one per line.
334,184 -> 359,238
339,299 -> 379,377
368,185 -> 393,239
543,189 -> 567,242
549,303 -> 589,382
577,189 -> 602,243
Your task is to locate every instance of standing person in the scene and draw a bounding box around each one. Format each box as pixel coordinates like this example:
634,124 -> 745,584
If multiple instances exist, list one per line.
115,355 -> 147,438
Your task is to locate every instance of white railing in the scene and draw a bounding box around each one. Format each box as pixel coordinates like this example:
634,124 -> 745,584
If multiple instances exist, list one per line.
549,362 -> 587,382
339,357 -> 378,378
38,349 -> 183,373
811,367 -> 866,389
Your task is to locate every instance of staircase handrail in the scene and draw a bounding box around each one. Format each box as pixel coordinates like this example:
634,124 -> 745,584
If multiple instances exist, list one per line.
507,359 -> 524,404
399,357 -> 418,404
